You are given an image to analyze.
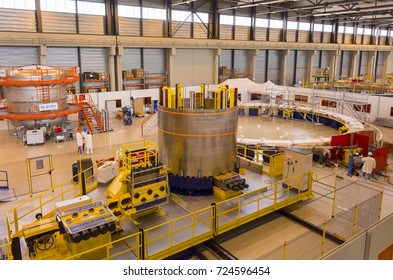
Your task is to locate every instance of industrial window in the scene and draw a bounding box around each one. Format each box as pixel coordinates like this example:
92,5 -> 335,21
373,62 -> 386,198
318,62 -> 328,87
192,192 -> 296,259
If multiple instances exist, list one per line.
142,7 -> 165,20
364,28 -> 372,35
353,104 -> 371,113
172,10 -> 192,22
270,19 -> 283,29
345,26 -> 354,34
321,100 -> 337,108
220,15 -> 234,25
295,95 -> 308,102
287,21 -> 297,30
357,27 -> 364,35
323,24 -> 333,32
0,0 -> 35,10
235,16 -> 251,27
391,30 -> 393,37
314,24 -> 323,32
380,30 -> 388,37
118,5 -> 140,18
194,12 -> 208,23
390,107 -> 393,117
77,1 -> 105,16
298,22 -> 310,31
338,26 -> 344,33
40,0 -> 75,13
255,18 -> 268,28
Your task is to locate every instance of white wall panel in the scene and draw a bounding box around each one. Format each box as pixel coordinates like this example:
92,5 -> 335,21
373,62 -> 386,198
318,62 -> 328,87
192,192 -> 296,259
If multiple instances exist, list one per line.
79,15 -> 105,35
143,19 -> 164,37
255,27 -> 267,41
220,25 -> 232,40
340,51 -> 352,78
0,47 -> 39,66
313,32 -> 322,43
313,51 -> 322,69
143,49 -> 166,73
286,51 -> 295,86
298,30 -> 309,43
80,48 -> 108,73
42,12 -> 76,34
359,51 -> 370,75
296,50 -> 308,84
172,22 -> 191,38
255,50 -> 266,83
173,49 -> 214,86
234,50 -> 249,72
122,48 -> 142,70
0,9 -> 36,32
193,22 -> 208,39
286,30 -> 296,42
269,28 -> 281,41
267,50 -> 281,84
46,47 -> 80,93
235,26 -> 249,41
119,17 -> 141,36
219,49 -> 232,69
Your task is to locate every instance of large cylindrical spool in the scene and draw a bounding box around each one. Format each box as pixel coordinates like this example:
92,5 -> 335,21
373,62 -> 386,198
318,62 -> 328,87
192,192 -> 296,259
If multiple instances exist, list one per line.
158,105 -> 238,177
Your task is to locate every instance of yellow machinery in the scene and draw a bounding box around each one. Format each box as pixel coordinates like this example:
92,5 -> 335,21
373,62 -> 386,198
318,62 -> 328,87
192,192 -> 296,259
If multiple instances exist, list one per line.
106,141 -> 169,225
22,195 -> 117,260
343,147 -> 362,165
213,171 -> 249,200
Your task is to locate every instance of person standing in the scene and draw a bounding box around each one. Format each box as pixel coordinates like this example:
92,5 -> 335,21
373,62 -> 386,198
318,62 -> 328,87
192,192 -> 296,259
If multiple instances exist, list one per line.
361,152 -> 376,180
85,130 -> 93,155
81,127 -> 87,152
76,128 -> 84,154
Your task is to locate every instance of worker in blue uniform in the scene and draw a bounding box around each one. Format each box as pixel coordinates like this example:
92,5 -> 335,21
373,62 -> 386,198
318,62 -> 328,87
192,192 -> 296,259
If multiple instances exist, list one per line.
347,151 -> 354,177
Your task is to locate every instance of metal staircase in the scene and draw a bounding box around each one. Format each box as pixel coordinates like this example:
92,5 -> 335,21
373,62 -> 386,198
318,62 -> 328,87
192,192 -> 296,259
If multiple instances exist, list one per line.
141,113 -> 158,137
78,95 -> 103,134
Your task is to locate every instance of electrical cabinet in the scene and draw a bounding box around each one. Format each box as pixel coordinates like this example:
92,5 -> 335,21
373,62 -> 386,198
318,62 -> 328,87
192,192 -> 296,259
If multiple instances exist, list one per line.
282,147 -> 312,192
26,129 -> 45,145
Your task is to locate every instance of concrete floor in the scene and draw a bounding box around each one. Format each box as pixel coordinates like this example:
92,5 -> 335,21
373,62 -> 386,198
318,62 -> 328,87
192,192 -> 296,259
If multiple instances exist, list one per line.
1,114 -> 393,260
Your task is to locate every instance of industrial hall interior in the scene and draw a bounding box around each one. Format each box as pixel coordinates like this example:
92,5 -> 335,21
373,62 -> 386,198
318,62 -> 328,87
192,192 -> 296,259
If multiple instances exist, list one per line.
1,0 -> 393,261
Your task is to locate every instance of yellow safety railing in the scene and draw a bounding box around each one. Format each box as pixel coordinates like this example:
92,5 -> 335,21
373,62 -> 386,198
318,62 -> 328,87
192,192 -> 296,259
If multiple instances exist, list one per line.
143,206 -> 214,260
121,140 -> 158,170
215,170 -> 314,235
312,175 -> 337,218
237,144 -> 284,176
5,162 -> 98,241
64,231 -> 142,260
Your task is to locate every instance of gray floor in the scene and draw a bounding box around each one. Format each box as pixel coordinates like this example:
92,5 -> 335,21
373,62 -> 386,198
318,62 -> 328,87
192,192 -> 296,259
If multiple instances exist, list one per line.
1,115 -> 393,260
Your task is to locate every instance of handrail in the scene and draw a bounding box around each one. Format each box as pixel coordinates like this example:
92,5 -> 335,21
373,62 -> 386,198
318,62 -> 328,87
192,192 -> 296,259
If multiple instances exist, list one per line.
141,113 -> 157,137
87,95 -> 103,133
0,171 -> 9,189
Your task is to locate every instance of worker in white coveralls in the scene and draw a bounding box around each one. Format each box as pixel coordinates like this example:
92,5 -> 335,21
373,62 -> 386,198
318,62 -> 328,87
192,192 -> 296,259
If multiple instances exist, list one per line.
361,152 -> 376,180
85,130 -> 93,155
76,128 -> 84,154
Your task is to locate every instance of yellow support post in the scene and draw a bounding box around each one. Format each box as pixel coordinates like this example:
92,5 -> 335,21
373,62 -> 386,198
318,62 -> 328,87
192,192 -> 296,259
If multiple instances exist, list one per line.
229,88 -> 235,108
379,191 -> 383,221
26,159 -> 33,197
49,154 -> 54,192
332,175 -> 337,218
283,241 -> 287,260
352,204 -> 358,236
176,83 -> 183,109
321,221 -> 326,256
200,83 -> 205,109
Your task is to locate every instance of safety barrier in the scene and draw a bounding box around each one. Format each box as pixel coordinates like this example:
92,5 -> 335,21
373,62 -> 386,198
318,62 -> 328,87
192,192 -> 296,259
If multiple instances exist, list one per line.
237,144 -> 284,176
2,160 -> 313,260
214,171 -> 313,235
0,170 -> 9,189
259,191 -> 383,260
